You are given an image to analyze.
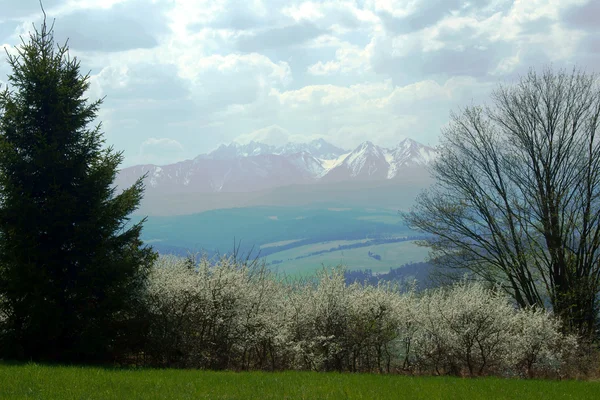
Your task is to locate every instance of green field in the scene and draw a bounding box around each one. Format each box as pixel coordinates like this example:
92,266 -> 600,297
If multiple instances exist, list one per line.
355,215 -> 405,225
0,363 -> 597,400
267,239 -> 371,256
131,206 -> 431,276
135,206 -> 414,258
260,239 -> 306,249
267,241 -> 430,276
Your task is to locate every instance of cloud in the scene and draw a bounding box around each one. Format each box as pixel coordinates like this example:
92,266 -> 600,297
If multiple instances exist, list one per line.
2,0 -> 597,166
135,137 -> 186,166
180,53 -> 292,114
0,0 -> 63,20
375,0 -> 504,34
234,125 -> 324,147
234,125 -> 292,147
80,40 -> 293,165
219,76 -> 495,151
236,22 -> 328,52
365,0 -> 591,85
307,42 -> 370,76
203,0 -> 282,30
44,0 -> 173,52
563,0 -> 600,32
89,62 -> 189,102
173,0 -> 296,35
376,0 -> 460,34
85,46 -> 292,130
0,21 -> 19,42
282,1 -> 377,29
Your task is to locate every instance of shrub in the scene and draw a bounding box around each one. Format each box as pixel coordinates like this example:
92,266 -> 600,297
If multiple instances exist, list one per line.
137,255 -> 584,377
510,307 -> 578,378
142,254 -> 286,369
412,282 -> 517,375
411,282 -> 577,377
346,282 -> 403,373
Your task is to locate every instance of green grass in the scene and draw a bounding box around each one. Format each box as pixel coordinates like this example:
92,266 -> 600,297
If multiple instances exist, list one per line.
135,206 -> 412,252
1,363 -> 598,399
266,239 -> 371,258
260,239 -> 306,249
355,215 -> 405,225
267,241 -> 430,276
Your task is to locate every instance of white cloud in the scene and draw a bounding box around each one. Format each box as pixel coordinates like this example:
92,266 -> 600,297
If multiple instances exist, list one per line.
1,0 -> 596,165
307,42 -> 371,75
367,0 -> 415,18
491,52 -> 521,75
508,0 -> 588,23
141,137 -> 185,152
234,124 -> 325,146
220,76 -> 495,150
235,125 -> 291,146
282,1 -> 325,22
134,137 -> 186,166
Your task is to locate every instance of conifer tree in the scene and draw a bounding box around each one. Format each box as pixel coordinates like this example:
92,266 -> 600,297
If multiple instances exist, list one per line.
0,12 -> 156,361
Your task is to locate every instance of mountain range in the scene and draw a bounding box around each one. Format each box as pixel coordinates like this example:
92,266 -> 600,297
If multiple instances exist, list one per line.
116,138 -> 438,195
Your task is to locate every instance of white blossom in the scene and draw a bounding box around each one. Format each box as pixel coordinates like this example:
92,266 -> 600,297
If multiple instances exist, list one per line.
140,255 -> 576,376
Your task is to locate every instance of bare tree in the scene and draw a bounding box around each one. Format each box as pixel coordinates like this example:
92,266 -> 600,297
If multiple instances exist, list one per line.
404,67 -> 600,337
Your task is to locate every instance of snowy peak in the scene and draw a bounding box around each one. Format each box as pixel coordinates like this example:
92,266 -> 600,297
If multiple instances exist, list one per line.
320,139 -> 438,181
286,151 -> 326,177
202,141 -> 278,160
323,141 -> 390,181
202,138 -> 347,160
391,138 -> 437,169
299,138 -> 347,159
116,138 -> 438,194
350,141 -> 387,163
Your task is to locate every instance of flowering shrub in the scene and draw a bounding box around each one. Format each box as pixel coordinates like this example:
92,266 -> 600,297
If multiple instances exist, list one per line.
345,282 -> 403,372
284,268 -> 352,371
510,307 -> 578,377
142,254 -> 287,369
138,255 -> 580,377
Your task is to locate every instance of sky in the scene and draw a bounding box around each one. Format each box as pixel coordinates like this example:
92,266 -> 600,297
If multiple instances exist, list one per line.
0,0 -> 598,167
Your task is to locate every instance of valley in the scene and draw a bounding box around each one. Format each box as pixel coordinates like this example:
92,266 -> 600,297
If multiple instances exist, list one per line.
122,138 -> 438,278
133,205 -> 431,277
265,240 -> 430,277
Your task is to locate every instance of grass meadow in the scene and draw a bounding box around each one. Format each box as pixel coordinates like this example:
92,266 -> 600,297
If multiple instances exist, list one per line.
1,363 -> 599,400
267,240 -> 430,275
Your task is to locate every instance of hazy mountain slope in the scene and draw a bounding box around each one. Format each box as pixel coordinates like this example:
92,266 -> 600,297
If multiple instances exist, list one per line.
118,154 -> 318,194
131,168 -> 434,216
199,138 -> 347,160
116,138 -> 437,196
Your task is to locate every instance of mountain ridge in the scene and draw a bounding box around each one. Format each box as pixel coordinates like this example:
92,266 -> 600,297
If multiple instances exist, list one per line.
116,138 -> 437,194
198,138 -> 348,160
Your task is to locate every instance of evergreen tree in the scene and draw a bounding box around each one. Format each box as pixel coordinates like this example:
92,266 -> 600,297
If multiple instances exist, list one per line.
0,14 -> 156,361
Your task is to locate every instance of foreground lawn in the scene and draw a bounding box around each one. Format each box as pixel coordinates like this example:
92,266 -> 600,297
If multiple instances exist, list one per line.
1,363 -> 599,400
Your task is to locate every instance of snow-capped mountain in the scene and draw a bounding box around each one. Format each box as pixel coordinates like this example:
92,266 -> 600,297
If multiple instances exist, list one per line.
116,154 -> 316,194
277,138 -> 347,159
391,138 -> 437,168
198,141 -> 277,160
200,138 -> 347,160
321,138 -> 437,182
321,141 -> 389,182
115,138 -> 437,194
